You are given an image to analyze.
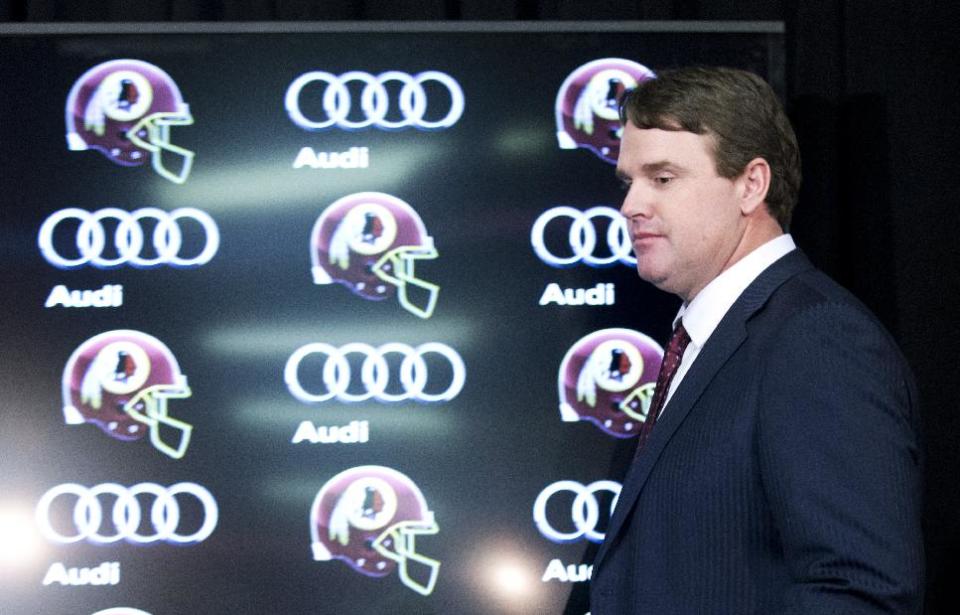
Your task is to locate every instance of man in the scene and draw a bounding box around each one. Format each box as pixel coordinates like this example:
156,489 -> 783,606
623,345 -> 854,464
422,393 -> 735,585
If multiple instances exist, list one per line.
589,67 -> 924,614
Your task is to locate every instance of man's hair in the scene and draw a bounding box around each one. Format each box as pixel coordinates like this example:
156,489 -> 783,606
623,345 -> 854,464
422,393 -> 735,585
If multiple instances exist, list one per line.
620,66 -> 801,230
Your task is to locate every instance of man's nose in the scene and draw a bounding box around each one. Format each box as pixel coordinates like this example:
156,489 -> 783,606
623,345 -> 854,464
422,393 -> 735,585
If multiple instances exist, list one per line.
620,184 -> 650,219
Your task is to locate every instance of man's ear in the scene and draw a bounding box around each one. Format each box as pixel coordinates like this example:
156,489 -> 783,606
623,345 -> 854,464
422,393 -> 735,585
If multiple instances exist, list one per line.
738,157 -> 771,216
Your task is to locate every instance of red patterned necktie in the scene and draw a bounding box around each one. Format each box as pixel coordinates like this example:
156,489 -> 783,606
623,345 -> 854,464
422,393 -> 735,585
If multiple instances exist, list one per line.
636,322 -> 691,451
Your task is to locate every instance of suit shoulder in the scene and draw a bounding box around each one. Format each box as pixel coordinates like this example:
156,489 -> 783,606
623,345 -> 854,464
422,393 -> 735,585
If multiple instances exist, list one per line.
769,267 -> 868,313
749,266 -> 914,379
759,268 -> 890,340
751,266 -> 917,408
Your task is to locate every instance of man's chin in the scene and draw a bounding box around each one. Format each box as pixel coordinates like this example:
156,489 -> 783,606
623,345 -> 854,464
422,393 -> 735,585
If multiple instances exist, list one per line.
636,266 -> 668,289
637,269 -> 685,298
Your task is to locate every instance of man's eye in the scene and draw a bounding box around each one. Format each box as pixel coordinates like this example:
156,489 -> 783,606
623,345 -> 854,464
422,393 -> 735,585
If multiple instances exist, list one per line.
619,180 -> 631,191
654,176 -> 673,185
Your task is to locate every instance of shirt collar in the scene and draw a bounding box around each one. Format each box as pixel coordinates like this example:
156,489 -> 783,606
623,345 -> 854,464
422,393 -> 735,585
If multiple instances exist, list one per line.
674,234 -> 796,349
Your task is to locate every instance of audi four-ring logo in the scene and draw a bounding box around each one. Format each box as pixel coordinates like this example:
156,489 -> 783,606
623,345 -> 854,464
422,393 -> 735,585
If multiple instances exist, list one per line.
531,206 -> 635,267
38,207 -> 220,269
284,342 -> 466,403
285,70 -> 465,131
533,480 -> 621,543
36,482 -> 218,545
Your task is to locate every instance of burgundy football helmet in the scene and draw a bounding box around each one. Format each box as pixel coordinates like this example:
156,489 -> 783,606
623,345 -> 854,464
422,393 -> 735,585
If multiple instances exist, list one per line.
61,330 -> 192,459
310,465 -> 440,595
310,192 -> 439,319
555,58 -> 655,164
558,328 -> 663,438
65,59 -> 194,183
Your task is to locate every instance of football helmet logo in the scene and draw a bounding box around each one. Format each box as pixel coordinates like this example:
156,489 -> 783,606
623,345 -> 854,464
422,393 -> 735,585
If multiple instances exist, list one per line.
65,59 -> 194,183
310,192 -> 439,319
558,328 -> 663,438
61,330 -> 192,459
310,465 -> 440,595
555,58 -> 655,164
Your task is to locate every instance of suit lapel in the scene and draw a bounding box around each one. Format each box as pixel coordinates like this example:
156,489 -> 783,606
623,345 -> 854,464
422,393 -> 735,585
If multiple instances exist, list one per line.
593,249 -> 814,569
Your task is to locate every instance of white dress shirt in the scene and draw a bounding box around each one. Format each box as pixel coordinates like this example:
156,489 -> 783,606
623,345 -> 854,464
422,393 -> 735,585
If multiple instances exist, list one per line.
660,234 -> 797,414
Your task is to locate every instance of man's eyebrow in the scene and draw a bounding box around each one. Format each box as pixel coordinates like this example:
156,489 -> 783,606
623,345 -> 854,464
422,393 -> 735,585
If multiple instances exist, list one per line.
640,161 -> 678,173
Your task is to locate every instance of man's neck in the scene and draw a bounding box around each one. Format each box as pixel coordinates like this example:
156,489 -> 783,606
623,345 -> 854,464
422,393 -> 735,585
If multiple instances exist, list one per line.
683,216 -> 784,303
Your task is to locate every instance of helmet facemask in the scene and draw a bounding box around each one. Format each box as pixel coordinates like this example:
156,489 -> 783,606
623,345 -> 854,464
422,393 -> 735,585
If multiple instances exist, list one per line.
619,381 -> 656,423
372,239 -> 439,319
126,110 -> 195,184
123,377 -> 193,459
371,514 -> 440,596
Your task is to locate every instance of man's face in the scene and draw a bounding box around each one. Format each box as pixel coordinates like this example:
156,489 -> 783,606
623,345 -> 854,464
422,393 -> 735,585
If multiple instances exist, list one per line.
616,122 -> 746,301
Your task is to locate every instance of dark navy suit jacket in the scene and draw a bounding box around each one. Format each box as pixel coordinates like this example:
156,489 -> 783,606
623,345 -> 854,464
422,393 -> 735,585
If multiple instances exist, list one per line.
589,250 -> 924,614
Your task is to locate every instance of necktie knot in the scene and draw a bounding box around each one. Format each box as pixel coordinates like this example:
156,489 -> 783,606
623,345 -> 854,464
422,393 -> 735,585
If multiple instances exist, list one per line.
663,322 -> 691,371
